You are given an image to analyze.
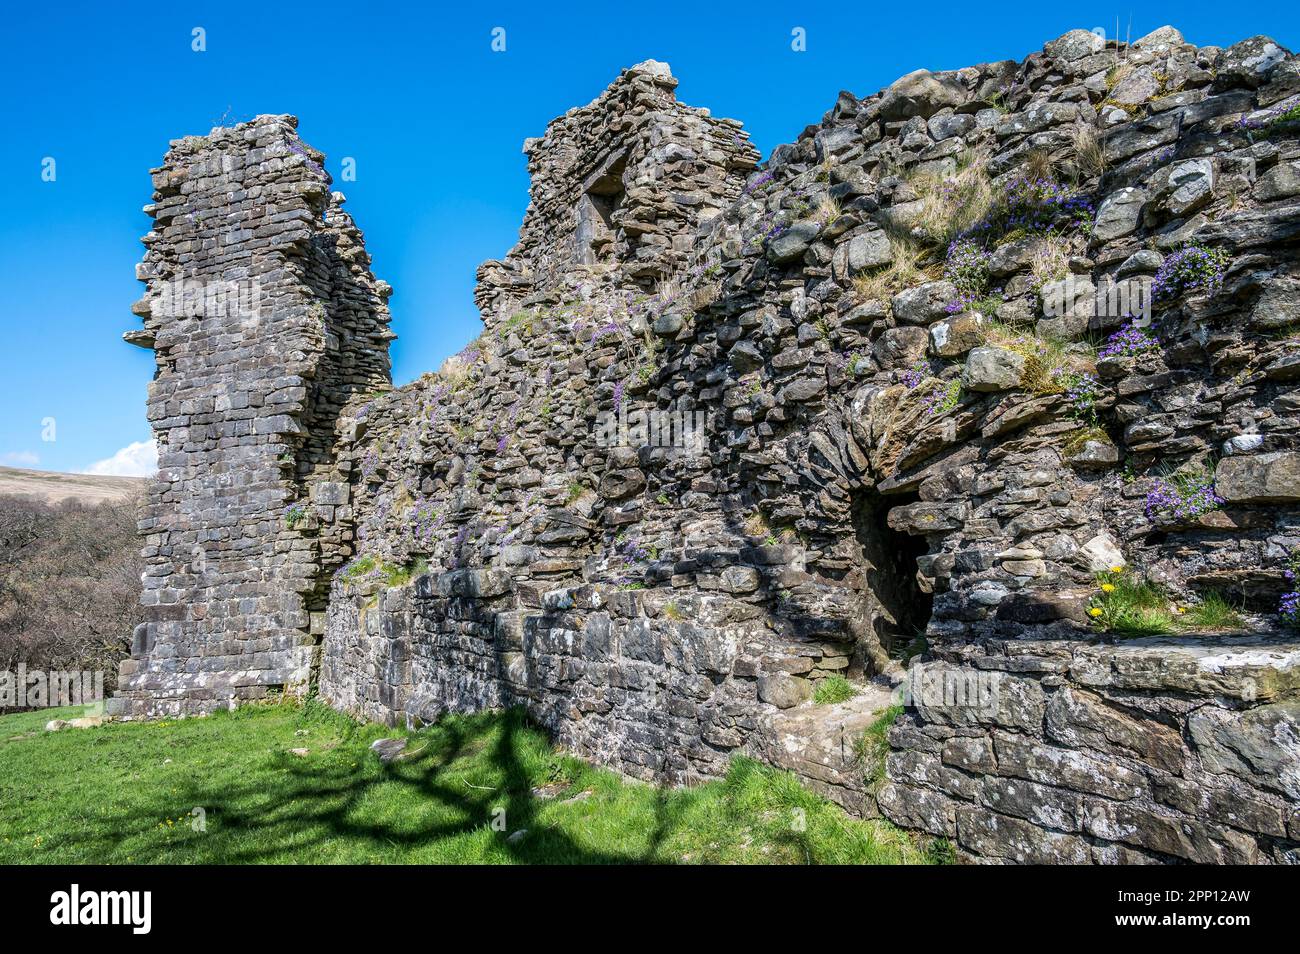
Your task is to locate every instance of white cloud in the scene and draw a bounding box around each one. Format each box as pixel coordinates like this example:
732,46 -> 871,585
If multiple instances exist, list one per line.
82,440 -> 158,478
1,450 -> 41,468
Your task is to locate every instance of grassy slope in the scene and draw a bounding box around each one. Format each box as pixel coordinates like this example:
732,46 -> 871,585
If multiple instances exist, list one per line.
0,702 -> 938,865
0,465 -> 143,504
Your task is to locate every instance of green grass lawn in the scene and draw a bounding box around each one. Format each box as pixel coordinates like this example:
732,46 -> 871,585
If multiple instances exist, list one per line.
0,701 -> 940,864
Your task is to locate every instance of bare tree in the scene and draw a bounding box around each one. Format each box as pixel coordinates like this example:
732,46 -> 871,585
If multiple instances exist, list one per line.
0,493 -> 143,691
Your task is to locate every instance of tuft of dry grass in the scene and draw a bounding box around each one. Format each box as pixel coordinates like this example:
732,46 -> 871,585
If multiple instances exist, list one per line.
654,276 -> 682,305
1028,235 -> 1072,294
743,511 -> 771,539
815,194 -> 842,226
1104,63 -> 1133,94
980,321 -> 1095,395
904,152 -> 995,246
1069,124 -> 1107,181
1022,149 -> 1059,184
852,234 -> 935,302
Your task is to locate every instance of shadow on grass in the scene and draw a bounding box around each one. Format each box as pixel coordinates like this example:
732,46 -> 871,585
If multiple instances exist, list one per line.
2,702 -> 930,865
115,707 -> 677,864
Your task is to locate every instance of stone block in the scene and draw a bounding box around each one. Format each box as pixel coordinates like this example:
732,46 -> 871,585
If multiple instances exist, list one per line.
963,346 -> 1025,392
1216,451 -> 1300,502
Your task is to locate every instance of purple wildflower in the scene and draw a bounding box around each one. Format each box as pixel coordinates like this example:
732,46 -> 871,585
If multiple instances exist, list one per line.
1059,370 -> 1100,422
944,291 -> 977,314
744,170 -> 775,194
1144,471 -> 1224,524
944,239 -> 993,298
1280,591 -> 1299,627
1098,321 -> 1160,359
590,321 -> 622,344
900,361 -> 927,390
1151,244 -> 1230,304
360,448 -> 379,479
999,175 -> 1095,233
921,379 -> 961,416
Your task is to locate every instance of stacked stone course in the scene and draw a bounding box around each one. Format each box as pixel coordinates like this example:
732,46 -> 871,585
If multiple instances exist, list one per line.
119,32 -> 1300,862
112,116 -> 392,716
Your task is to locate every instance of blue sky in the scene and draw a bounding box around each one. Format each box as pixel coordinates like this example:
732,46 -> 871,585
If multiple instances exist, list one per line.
1,1 -> 1296,475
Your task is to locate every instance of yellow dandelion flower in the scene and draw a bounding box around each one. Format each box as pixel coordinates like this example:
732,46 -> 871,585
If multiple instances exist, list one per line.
1101,583 -> 1115,593
1088,607 -> 1103,618
1176,606 -> 1186,614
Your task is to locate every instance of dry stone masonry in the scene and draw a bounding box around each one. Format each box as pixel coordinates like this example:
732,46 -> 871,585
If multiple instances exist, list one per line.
113,116 -> 393,714
113,33 -> 1300,863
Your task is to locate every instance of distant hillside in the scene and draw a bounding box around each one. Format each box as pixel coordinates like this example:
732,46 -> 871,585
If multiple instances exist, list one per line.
0,466 -> 145,505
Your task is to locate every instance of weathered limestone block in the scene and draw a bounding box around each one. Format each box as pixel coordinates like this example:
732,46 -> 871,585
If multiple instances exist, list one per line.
980,776 -> 1083,832
1043,687 -> 1184,775
996,728 -> 1150,799
1158,159 -> 1216,217
757,673 -> 810,709
873,325 -> 929,369
1215,35 -> 1290,90
1216,451 -> 1300,502
1256,162 -> 1300,201
956,805 -> 1092,864
940,735 -> 995,774
1093,188 -> 1147,242
1187,700 -> 1300,800
1061,434 -> 1119,469
878,69 -> 967,120
878,782 -> 957,836
1250,276 -> 1300,330
767,220 -> 821,263
1152,774 -> 1289,838
929,313 -> 985,358
836,229 -> 892,276
1069,637 -> 1300,701
909,662 -> 1045,732
888,749 -> 981,801
1083,800 -> 1260,864
892,281 -> 957,325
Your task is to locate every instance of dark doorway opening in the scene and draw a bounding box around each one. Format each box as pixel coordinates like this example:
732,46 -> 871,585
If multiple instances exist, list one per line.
849,488 -> 933,673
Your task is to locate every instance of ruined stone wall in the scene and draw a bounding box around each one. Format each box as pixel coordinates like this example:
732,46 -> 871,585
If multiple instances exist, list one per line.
111,116 -> 392,717
475,60 -> 759,326
122,30 -> 1300,862
882,638 -> 1300,863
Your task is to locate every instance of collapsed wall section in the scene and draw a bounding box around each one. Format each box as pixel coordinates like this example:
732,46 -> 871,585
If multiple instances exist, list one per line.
121,31 -> 1300,864
474,60 -> 759,327
111,116 -> 392,717
319,30 -> 1300,861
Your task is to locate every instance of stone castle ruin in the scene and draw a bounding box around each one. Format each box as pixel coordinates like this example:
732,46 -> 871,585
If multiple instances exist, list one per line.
112,28 -> 1300,863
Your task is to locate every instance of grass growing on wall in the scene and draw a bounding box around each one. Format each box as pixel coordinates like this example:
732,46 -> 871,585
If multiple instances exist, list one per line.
1088,570 -> 1249,637
813,674 -> 858,705
856,704 -> 904,789
1181,591 -> 1246,631
0,702 -> 936,865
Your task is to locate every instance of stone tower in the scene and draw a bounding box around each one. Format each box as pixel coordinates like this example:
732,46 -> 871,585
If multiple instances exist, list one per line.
111,115 -> 393,717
